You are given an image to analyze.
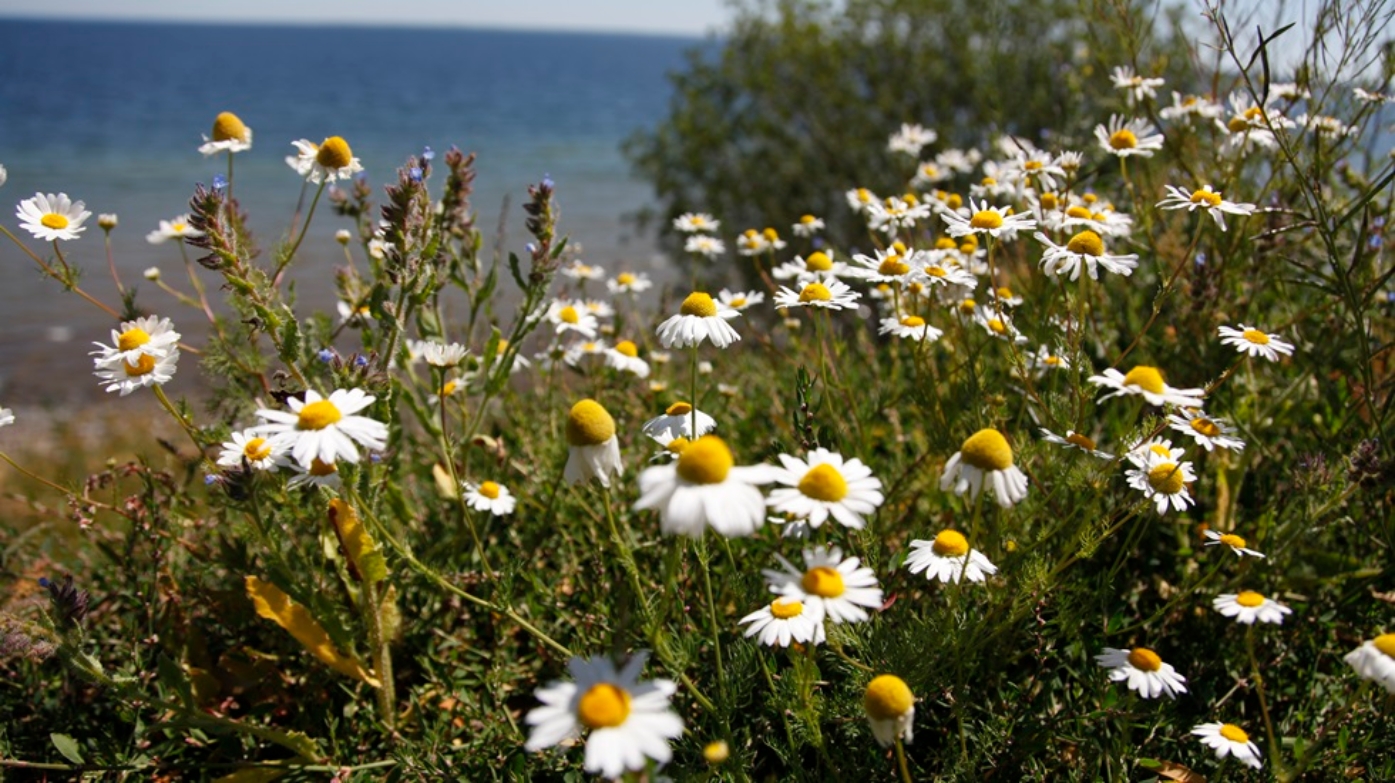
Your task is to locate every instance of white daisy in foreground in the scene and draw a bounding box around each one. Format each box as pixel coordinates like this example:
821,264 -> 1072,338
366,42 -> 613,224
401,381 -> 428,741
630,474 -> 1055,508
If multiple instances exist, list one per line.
656,292 -> 741,349
1156,185 -> 1255,231
545,300 -> 599,340
1094,115 -> 1164,157
198,111 -> 253,155
792,213 -> 825,237
1039,428 -> 1113,459
642,402 -> 716,445
254,389 -> 388,468
91,316 -> 181,370
1192,722 -> 1263,769
286,458 -> 342,490
634,435 -> 775,538
216,430 -> 288,472
524,652 -> 683,780
1213,591 -> 1291,625
1344,634 -> 1395,693
1125,451 -> 1197,515
604,340 -> 650,378
94,346 -> 179,396
739,596 -> 826,648
1088,365 -> 1205,408
764,546 -> 884,624
773,278 -> 861,311
145,214 -> 205,245
564,399 -> 623,488
1094,647 -> 1188,699
766,448 -> 884,531
879,314 -> 943,342
1168,409 -> 1245,452
1203,529 -> 1265,558
464,480 -> 516,516
940,198 -> 1037,240
420,341 -> 468,368
606,271 -> 653,295
939,428 -> 1029,508
1218,324 -> 1294,362
1110,66 -> 1165,105
673,212 -> 719,233
685,234 -> 725,258
1034,230 -> 1138,281
291,136 -> 364,183
16,192 -> 91,241
905,530 -> 998,584
863,674 -> 915,748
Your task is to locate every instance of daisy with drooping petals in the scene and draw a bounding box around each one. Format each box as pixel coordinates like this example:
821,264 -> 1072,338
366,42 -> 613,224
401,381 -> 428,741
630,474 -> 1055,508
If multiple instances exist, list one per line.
634,435 -> 776,538
420,341 -> 468,368
1218,324 -> 1294,362
642,402 -> 716,445
1168,409 -> 1246,452
217,429 -> 289,472
1110,66 -> 1165,106
91,316 -> 181,370
1156,185 -> 1255,231
16,193 -> 91,241
1344,634 -> 1395,693
604,340 -> 650,378
673,212 -> 719,233
93,345 -> 179,396
1039,429 -> 1113,459
145,214 -> 205,244
545,300 -> 599,339
286,458 -> 342,490
1088,365 -> 1205,408
1027,345 -> 1071,373
524,652 -> 683,781
291,136 -> 364,183
1213,591 -> 1291,625
773,278 -> 861,311
1125,451 -> 1197,515
739,596 -> 826,648
1094,115 -> 1164,157
879,314 -> 943,342
254,389 -> 388,468
863,674 -> 915,748
766,448 -> 884,531
1094,647 -> 1188,699
905,530 -> 998,584
1034,230 -> 1138,280
763,546 -> 884,624
717,289 -> 764,312
939,428 -> 1030,508
684,234 -> 725,258
791,213 -> 825,237
940,198 -> 1037,240
464,480 -> 516,516
198,111 -> 253,155
656,292 -> 741,349
1192,722 -> 1263,769
563,399 -> 624,487
1203,529 -> 1265,558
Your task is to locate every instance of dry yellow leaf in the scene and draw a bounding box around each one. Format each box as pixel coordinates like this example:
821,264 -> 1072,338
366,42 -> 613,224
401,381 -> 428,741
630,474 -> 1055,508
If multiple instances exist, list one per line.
244,576 -> 381,687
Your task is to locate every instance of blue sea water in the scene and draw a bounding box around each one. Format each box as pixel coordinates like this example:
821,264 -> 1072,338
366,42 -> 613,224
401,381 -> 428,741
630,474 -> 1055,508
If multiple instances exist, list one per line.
0,19 -> 696,401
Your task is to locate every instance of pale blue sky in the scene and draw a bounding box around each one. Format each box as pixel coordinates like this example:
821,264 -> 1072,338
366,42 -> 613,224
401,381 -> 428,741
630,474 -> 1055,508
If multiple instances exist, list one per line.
0,0 -> 732,36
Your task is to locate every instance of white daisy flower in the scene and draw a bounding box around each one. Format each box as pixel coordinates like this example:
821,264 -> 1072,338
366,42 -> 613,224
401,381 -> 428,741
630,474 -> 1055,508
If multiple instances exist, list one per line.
198,111 -> 253,155
604,340 -> 650,378
866,196 -> 933,235
739,596 -> 826,648
463,480 -> 516,516
1167,409 -> 1246,452
1218,324 -> 1294,362
420,341 -> 468,368
1192,722 -> 1263,769
1110,66 -> 1165,105
1039,428 -> 1113,459
634,435 -> 776,538
606,272 -> 653,295
673,212 -> 719,233
879,314 -> 943,342
905,530 -> 998,584
939,428 -> 1030,508
1203,529 -> 1265,558
642,402 -> 716,445
94,345 -> 179,396
524,652 -> 683,780
337,300 -> 374,326
216,430 -> 289,472
1094,647 -> 1188,699
145,214 -> 205,245
1354,87 -> 1393,104
564,399 -> 624,488
1156,185 -> 1255,232
286,458 -> 343,490
545,300 -> 599,340
1159,92 -> 1224,122
1125,437 -> 1185,468
1125,451 -> 1197,515
91,316 -> 181,370
16,192 -> 91,241
1088,365 -> 1206,408
847,245 -> 919,284
716,289 -> 764,312
655,292 -> 741,349
845,187 -> 878,213
429,377 -> 466,407
863,675 -> 915,748
975,307 -> 1028,344
0,407 -> 13,428
791,213 -> 825,237
1034,230 -> 1138,281
1094,115 -> 1164,157
254,389 -> 388,468
1027,345 -> 1071,372
560,260 -> 605,281
100,214 -> 118,230
763,546 -> 884,625
888,122 -> 937,156
773,278 -> 861,311
767,448 -> 884,531
1213,591 -> 1291,625
563,339 -> 609,369
772,250 -> 851,282
684,234 -> 726,258
290,136 -> 363,183
940,198 -> 1037,240
910,260 -> 978,293
1344,634 -> 1395,693
582,299 -> 615,320
910,161 -> 950,189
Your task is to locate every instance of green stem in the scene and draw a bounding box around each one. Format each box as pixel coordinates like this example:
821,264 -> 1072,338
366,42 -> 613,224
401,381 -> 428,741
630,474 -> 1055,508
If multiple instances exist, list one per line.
894,736 -> 913,783
276,180 -> 327,283
1247,625 -> 1286,778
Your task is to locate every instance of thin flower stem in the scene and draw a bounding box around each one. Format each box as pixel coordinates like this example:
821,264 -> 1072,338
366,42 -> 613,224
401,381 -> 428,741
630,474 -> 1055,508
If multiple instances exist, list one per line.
1247,625 -> 1286,778
152,385 -> 206,458
104,232 -> 124,296
0,451 -> 114,511
178,240 -> 217,323
0,226 -> 122,318
894,736 -> 913,783
276,180 -> 326,283
690,343 -> 700,436
695,537 -> 727,701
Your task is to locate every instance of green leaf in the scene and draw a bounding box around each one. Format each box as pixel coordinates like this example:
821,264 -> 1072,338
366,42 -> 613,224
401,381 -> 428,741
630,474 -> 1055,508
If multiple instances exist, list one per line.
277,308 -> 302,365
50,732 -> 84,765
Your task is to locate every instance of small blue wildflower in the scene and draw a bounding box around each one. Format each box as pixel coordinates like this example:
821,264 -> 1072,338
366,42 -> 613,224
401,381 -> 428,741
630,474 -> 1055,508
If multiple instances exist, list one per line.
542,174 -> 555,189
38,577 -> 50,588
812,236 -> 826,249
354,355 -> 369,367
1194,252 -> 1207,267
204,474 -> 219,485
212,174 -> 228,192
409,167 -> 423,182
421,146 -> 435,162
317,348 -> 336,363
369,452 -> 383,464
526,242 -> 538,255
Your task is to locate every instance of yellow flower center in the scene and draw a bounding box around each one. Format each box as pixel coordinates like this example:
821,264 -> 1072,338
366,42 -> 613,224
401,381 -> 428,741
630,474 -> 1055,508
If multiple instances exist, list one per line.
1190,188 -> 1223,207
801,214 -> 817,225
1043,356 -> 1062,366
864,674 -> 914,720
1108,129 -> 1138,149
171,222 -> 187,233
577,683 -> 631,729
1219,533 -> 1247,549
1083,193 -> 1099,204
878,255 -> 910,276
41,213 -> 70,230
900,315 -> 925,328
1148,444 -> 1172,458
558,305 -> 580,324
439,380 -> 458,397
566,399 -> 616,446
1219,724 -> 1250,743
1245,106 -> 1264,121
1066,205 -> 1093,220
1040,192 -> 1058,210
801,566 -> 845,598
478,480 -> 501,499
960,428 -> 1013,471
1235,591 -> 1265,607
1147,462 -> 1184,494
309,458 -> 337,477
211,111 -> 248,142
996,286 -> 1014,299
805,251 -> 833,271
799,283 -> 833,303
1373,634 -> 1395,658
934,237 -> 957,250
575,264 -> 592,275
946,193 -> 963,210
980,177 -> 997,187
242,437 -> 272,462
1065,433 -> 1097,451
729,297 -> 747,308
1122,365 -> 1166,394
297,399 -> 343,430
797,464 -> 848,502
124,355 -> 156,377
616,272 -> 636,285
1066,230 -> 1105,256
1241,328 -> 1270,345
856,188 -> 872,203
665,437 -> 691,455
315,136 -> 353,169
665,401 -> 693,416
117,327 -> 152,351
769,598 -> 804,619
924,265 -> 948,278
1024,160 -> 1043,171
762,227 -> 780,241
1127,648 -> 1162,671
969,210 -> 1003,230
675,435 -> 734,484
932,529 -> 969,557
987,318 -> 1008,335
1190,417 -> 1222,437
958,298 -> 976,314
615,340 -> 638,358
680,292 -> 718,317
